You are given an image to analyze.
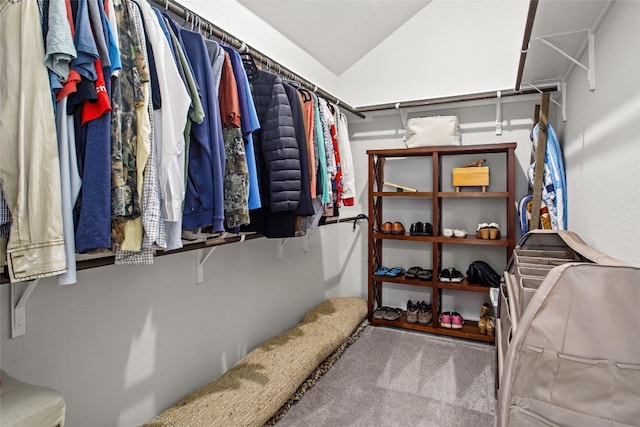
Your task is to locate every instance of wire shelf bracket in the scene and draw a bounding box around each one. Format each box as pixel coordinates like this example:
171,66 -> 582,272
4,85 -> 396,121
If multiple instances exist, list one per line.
532,29 -> 595,91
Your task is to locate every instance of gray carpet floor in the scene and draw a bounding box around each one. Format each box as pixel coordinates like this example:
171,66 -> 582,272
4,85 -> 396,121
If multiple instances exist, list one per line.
276,326 -> 497,426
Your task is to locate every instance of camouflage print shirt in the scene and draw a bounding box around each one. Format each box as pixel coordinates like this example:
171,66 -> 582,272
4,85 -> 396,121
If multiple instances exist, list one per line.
110,0 -> 147,224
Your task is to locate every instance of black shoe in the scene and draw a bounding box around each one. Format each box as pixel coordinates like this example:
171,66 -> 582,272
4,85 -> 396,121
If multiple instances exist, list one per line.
450,269 -> 464,283
409,221 -> 433,236
439,268 -> 452,282
423,222 -> 433,235
409,221 -> 423,236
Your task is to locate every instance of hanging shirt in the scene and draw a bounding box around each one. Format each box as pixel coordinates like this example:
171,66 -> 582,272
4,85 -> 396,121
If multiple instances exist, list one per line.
0,187 -> 9,270
311,92 -> 330,204
104,0 -> 122,77
337,111 -> 355,206
110,0 -> 143,227
71,0 -> 112,254
134,0 -> 191,250
219,52 -> 249,228
204,39 -> 225,92
180,28 -> 226,233
222,46 -> 262,211
118,0 -> 152,254
318,97 -> 336,176
322,100 -> 343,207
44,0 -> 76,86
55,97 -> 82,285
70,0 -> 98,81
86,0 -> 110,70
298,89 -> 317,199
103,3 -> 122,75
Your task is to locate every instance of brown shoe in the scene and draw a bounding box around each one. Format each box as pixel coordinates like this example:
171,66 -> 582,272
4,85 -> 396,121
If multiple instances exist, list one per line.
480,302 -> 492,318
478,316 -> 487,335
381,222 -> 393,234
486,315 -> 496,337
391,222 -> 405,235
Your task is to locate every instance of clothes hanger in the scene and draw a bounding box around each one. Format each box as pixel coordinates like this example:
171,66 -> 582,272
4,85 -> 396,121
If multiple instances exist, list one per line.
297,87 -> 312,102
181,10 -> 190,29
241,52 -> 259,82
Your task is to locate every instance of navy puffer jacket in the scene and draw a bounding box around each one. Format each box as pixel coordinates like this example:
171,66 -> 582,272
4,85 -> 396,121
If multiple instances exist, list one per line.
251,70 -> 301,212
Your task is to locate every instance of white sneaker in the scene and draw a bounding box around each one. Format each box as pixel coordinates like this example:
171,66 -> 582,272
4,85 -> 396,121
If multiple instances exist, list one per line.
442,228 -> 453,237
453,228 -> 467,238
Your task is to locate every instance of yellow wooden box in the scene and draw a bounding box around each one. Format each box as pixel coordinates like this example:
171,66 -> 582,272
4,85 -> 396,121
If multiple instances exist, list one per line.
452,166 -> 489,187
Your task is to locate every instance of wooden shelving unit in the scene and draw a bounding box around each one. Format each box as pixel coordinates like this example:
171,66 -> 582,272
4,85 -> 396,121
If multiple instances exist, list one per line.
367,143 -> 517,343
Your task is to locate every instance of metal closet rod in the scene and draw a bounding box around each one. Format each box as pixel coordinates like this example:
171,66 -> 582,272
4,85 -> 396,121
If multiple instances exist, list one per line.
356,86 -> 556,113
515,0 -> 539,92
149,0 -> 366,119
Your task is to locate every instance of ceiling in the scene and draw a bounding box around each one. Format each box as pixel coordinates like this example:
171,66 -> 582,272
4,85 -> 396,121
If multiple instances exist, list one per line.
237,0 -> 433,75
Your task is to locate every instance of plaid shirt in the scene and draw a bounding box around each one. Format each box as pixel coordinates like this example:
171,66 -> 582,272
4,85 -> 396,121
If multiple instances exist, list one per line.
0,184 -> 10,239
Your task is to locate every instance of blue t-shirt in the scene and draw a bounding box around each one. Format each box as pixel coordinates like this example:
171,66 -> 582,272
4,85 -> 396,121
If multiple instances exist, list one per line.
222,46 -> 262,210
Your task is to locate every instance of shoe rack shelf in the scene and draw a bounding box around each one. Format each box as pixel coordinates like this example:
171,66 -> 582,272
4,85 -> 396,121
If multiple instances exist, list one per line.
367,142 -> 517,343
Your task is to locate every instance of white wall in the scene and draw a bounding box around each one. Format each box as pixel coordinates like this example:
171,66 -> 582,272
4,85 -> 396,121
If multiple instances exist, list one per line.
560,0 -> 640,266
0,224 -> 365,427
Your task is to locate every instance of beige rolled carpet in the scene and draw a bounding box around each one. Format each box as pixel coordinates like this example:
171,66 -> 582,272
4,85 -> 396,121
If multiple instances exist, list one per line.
144,296 -> 367,427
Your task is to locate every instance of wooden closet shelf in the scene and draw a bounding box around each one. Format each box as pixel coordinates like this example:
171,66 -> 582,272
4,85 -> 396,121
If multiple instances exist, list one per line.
0,216 -> 360,284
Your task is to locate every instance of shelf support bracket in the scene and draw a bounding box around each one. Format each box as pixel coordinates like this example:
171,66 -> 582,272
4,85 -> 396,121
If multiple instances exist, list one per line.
195,232 -> 240,283
196,247 -> 216,284
277,238 -> 289,259
396,103 -> 408,142
11,278 -> 40,338
532,29 -> 595,91
524,80 -> 566,122
495,90 -> 502,135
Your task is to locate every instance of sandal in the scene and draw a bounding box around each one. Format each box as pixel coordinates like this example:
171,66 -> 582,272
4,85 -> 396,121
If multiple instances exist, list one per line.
405,266 -> 423,279
373,306 -> 392,319
476,223 -> 490,239
384,266 -> 406,277
382,307 -> 404,321
374,266 -> 390,276
488,223 -> 501,240
417,269 -> 433,281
